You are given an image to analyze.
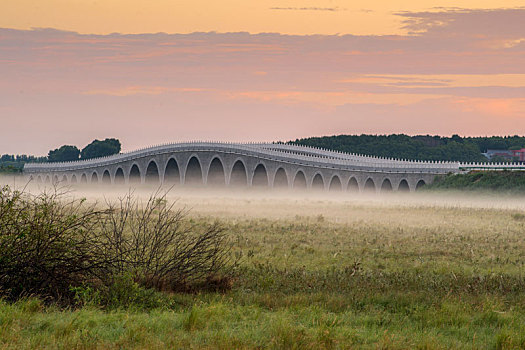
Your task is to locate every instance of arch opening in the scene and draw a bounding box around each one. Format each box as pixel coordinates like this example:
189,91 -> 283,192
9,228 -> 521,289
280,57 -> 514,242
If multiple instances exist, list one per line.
61,175 -> 67,183
53,175 -> 59,184
273,168 -> 288,188
398,179 -> 410,192
102,170 -> 111,184
45,175 -> 51,184
311,174 -> 324,191
329,176 -> 342,192
185,157 -> 203,185
80,174 -> 87,183
114,168 -> 125,185
146,161 -> 160,184
381,179 -> 393,192
364,178 -> 376,192
252,164 -> 268,187
293,171 -> 307,189
164,158 -> 180,185
416,180 -> 426,191
90,172 -> 99,184
37,175 -> 43,183
129,164 -> 141,184
207,158 -> 226,186
347,177 -> 359,192
71,175 -> 77,184
230,160 -> 248,187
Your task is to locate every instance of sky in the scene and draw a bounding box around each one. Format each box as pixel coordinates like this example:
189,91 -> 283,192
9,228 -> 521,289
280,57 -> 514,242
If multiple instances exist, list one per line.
0,1 -> 524,154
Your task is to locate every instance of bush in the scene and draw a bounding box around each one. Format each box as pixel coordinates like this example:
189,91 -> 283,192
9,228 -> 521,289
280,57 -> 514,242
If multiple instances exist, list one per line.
0,186 -> 107,302
0,185 -> 233,305
95,190 -> 233,293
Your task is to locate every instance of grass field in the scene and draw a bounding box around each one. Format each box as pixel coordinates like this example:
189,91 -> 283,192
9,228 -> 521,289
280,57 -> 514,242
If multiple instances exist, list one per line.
2,186 -> 525,349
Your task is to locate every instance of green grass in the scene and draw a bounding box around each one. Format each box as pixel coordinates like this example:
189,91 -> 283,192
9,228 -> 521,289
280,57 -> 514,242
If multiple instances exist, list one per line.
3,198 -> 525,348
427,171 -> 525,193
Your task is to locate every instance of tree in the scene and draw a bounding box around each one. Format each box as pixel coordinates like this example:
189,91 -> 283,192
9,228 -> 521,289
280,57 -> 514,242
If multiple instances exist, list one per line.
81,138 -> 121,160
48,145 -> 80,162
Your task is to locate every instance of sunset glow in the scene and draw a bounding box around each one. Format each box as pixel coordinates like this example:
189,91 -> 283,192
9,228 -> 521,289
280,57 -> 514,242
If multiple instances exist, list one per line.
0,2 -> 524,154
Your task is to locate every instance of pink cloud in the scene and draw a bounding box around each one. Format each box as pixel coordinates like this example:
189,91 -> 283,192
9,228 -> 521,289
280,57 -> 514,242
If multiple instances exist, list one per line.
0,8 -> 524,154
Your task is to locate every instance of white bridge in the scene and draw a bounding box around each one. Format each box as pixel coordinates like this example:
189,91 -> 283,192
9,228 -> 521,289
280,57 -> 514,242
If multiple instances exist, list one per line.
23,142 -> 523,192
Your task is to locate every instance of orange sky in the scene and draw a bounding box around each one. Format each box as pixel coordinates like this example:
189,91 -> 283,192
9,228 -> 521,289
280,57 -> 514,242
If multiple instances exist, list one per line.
0,2 -> 524,154
2,0 -> 524,35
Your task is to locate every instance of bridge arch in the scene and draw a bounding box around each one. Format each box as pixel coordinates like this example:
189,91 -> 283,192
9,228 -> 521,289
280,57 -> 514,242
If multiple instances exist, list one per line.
90,172 -> 99,184
230,159 -> 248,187
207,157 -> 226,186
61,174 -> 67,183
273,168 -> 288,188
364,178 -> 376,192
164,158 -> 180,185
185,156 -> 203,185
80,174 -> 87,184
293,170 -> 307,189
114,168 -> 125,184
311,173 -> 324,191
252,163 -> 269,187
102,170 -> 111,184
129,164 -> 141,184
36,175 -> 43,183
70,174 -> 77,183
329,175 -> 342,192
145,160 -> 160,184
381,178 -> 393,192
347,177 -> 359,192
398,179 -> 410,192
416,179 -> 426,191
45,175 -> 51,184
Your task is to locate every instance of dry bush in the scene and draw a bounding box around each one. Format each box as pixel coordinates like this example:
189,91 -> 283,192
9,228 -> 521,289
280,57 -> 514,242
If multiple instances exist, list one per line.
0,185 -> 233,304
96,190 -> 233,292
0,185 -> 109,301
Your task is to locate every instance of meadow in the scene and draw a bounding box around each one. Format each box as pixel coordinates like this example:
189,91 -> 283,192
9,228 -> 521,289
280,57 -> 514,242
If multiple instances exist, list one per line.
2,183 -> 525,349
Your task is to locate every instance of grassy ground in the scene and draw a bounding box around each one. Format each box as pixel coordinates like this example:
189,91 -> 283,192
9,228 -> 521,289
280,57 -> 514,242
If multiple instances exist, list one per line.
2,191 -> 525,349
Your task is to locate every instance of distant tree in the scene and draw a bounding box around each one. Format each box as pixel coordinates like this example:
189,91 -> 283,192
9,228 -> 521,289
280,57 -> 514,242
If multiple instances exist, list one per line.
48,145 -> 80,162
81,138 -> 121,160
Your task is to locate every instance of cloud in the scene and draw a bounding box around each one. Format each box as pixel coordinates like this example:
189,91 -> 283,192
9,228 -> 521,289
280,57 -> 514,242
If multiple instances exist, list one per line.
0,7 -> 524,153
397,7 -> 525,39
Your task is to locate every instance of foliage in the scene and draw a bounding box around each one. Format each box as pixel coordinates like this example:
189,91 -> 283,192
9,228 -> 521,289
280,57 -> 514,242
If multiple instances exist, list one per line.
81,138 -> 121,160
96,190 -> 233,293
0,154 -> 47,173
288,134 -> 525,162
427,171 -> 525,192
2,199 -> 525,348
0,186 -> 232,304
48,145 -> 80,162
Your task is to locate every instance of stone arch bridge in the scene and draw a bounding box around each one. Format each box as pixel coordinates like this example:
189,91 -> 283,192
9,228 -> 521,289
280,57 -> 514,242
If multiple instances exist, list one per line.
24,142 -> 466,193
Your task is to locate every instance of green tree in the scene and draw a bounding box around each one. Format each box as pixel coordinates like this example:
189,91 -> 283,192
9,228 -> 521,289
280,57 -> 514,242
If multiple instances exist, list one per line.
81,138 -> 121,160
48,145 -> 80,162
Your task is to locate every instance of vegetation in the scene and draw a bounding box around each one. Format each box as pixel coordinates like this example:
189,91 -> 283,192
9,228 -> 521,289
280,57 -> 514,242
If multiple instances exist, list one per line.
1,191 -> 525,348
0,154 -> 47,173
427,170 -> 525,193
0,186 -> 232,305
289,134 -> 525,162
81,138 -> 121,160
48,145 -> 80,162
0,138 -> 121,173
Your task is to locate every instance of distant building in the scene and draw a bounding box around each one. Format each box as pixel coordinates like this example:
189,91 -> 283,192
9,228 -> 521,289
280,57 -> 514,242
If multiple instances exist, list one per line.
511,149 -> 525,162
482,149 -> 514,160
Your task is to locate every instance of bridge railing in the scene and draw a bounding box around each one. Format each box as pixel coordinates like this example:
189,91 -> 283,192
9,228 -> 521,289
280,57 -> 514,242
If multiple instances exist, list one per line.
24,141 -> 461,173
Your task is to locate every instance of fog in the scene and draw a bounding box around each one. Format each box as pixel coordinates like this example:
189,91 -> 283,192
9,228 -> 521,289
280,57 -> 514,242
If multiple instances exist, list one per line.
3,175 -> 525,223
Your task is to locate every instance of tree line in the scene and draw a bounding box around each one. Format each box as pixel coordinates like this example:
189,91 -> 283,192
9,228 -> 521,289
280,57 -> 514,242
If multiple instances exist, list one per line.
288,134 -> 525,162
1,138 -> 121,173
